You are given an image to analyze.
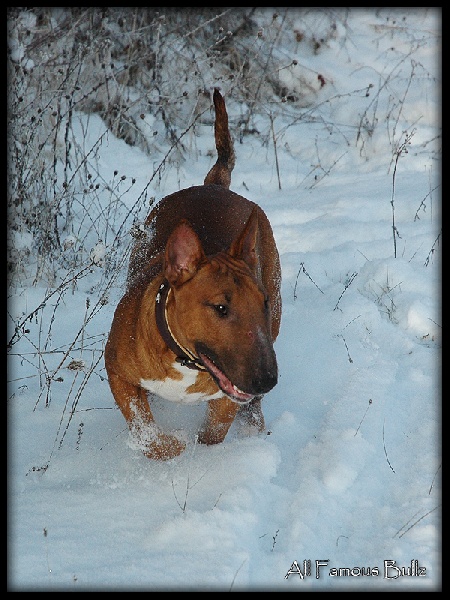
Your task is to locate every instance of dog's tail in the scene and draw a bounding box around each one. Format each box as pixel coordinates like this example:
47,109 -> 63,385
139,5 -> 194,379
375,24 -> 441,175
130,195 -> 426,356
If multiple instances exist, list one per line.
204,88 -> 236,189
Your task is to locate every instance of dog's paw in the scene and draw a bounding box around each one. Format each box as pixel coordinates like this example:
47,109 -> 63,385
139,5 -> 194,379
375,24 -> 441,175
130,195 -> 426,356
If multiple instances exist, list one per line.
128,420 -> 186,460
197,423 -> 230,446
143,432 -> 186,460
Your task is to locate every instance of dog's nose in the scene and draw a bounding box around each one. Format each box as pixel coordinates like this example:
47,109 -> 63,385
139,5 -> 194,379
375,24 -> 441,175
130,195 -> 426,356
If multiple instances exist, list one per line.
252,364 -> 278,394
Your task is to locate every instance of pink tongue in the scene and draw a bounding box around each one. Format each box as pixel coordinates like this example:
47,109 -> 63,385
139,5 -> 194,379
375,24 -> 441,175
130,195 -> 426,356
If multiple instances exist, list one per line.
199,353 -> 254,402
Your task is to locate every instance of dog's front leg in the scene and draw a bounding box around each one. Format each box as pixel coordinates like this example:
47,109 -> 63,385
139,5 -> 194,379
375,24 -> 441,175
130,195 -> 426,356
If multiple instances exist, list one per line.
107,371 -> 186,460
238,395 -> 265,433
197,396 -> 240,445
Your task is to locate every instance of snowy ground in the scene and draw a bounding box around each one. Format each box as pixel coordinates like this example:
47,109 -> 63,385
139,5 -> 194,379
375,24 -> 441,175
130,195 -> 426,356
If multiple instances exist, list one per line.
8,8 -> 441,591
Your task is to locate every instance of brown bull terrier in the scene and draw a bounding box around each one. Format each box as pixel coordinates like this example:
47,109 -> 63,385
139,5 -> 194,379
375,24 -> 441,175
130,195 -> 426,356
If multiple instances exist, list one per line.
105,89 -> 281,460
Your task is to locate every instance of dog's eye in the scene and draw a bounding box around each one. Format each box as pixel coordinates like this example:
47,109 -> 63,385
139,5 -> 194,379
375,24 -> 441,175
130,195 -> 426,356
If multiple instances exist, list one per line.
213,304 -> 229,318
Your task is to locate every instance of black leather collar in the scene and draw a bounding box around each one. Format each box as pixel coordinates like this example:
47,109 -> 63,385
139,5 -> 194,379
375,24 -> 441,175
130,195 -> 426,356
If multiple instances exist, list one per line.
155,279 -> 206,371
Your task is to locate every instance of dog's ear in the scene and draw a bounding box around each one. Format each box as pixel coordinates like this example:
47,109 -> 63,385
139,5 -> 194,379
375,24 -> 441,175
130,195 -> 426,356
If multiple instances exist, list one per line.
229,207 -> 259,273
164,220 -> 205,286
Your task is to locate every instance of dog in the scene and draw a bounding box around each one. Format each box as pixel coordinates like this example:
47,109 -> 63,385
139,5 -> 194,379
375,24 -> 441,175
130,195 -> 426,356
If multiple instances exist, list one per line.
105,89 -> 281,460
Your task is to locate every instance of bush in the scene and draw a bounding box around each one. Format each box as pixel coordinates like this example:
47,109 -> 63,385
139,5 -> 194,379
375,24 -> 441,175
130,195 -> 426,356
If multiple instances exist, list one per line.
8,7 -> 349,286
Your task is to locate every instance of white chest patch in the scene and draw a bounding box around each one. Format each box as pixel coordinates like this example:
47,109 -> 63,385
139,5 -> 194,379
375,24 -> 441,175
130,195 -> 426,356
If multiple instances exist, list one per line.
140,363 -> 222,404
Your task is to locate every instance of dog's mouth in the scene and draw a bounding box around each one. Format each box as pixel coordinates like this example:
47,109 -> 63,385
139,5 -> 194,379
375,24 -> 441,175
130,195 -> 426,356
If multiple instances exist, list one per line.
196,347 -> 254,404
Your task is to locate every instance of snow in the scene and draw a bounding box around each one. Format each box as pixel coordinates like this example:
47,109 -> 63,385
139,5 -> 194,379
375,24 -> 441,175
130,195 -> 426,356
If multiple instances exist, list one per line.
8,8 -> 441,591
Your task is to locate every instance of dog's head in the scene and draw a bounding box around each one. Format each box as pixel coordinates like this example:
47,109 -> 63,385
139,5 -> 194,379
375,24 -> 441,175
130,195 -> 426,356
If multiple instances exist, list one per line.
163,208 -> 278,403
